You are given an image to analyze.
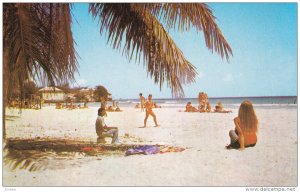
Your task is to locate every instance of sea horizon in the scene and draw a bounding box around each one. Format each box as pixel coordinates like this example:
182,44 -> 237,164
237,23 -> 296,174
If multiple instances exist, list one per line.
116,95 -> 297,101
91,95 -> 298,108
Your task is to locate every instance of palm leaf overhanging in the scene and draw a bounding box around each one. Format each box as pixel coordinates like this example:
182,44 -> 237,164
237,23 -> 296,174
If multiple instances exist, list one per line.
3,3 -> 232,139
89,3 -> 232,97
3,3 -> 78,104
3,3 -> 232,101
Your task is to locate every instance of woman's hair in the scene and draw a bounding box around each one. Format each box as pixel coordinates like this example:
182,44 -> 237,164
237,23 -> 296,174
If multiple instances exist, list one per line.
238,100 -> 258,132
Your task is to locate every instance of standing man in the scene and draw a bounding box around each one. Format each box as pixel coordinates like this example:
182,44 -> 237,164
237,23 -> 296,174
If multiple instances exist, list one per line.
139,93 -> 146,112
143,94 -> 159,127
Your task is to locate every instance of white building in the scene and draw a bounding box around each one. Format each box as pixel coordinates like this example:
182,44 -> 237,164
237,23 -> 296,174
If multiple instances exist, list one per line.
38,87 -> 65,102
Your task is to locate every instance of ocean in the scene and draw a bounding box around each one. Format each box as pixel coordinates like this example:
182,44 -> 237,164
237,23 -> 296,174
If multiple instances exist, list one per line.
88,96 -> 297,109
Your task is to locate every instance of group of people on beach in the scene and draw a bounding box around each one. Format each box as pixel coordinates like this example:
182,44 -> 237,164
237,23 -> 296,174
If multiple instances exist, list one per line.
136,93 -> 161,110
95,92 -> 258,151
95,93 -> 159,145
185,92 -> 231,113
8,97 -> 43,110
55,101 -> 88,110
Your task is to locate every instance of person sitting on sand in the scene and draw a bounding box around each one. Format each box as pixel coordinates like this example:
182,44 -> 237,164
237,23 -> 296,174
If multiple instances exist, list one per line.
226,100 -> 258,150
144,94 -> 159,127
56,102 -> 63,109
186,102 -> 192,112
206,102 -> 212,112
106,106 -> 115,112
95,108 -> 119,144
198,102 -> 206,112
185,102 -> 198,112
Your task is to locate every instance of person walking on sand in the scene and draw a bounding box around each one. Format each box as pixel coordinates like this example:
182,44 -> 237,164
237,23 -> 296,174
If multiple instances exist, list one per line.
144,94 -> 159,127
95,108 -> 119,144
139,93 -> 146,112
226,100 -> 258,150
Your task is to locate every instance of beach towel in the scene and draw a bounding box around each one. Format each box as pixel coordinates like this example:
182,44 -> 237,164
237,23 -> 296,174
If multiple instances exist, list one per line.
125,145 -> 160,156
159,146 -> 185,154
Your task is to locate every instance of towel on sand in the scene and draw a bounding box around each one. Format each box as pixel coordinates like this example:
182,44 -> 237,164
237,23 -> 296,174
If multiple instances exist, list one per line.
125,145 -> 185,156
125,145 -> 160,156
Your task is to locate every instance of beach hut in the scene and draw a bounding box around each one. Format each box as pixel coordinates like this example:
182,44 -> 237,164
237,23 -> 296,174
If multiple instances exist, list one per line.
38,86 -> 65,103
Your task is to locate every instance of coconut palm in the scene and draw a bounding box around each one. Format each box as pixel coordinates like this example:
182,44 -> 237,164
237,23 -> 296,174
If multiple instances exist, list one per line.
89,3 -> 232,97
3,3 -> 232,138
3,3 -> 78,138
3,3 -> 77,100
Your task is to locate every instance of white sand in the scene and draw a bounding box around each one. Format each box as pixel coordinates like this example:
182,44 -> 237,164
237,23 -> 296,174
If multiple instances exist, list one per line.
3,105 -> 297,186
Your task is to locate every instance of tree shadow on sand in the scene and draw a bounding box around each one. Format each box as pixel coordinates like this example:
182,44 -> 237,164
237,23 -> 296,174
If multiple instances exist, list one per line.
4,149 -> 81,172
4,138 -> 147,172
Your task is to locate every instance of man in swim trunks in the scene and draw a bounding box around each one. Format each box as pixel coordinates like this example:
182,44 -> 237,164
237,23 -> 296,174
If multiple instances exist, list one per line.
143,94 -> 159,127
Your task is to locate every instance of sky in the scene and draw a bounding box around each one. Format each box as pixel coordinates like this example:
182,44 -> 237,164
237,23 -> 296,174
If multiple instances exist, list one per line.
71,3 -> 297,99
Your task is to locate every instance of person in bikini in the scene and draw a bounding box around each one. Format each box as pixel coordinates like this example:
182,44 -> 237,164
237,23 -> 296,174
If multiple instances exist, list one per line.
143,94 -> 159,127
226,100 -> 258,150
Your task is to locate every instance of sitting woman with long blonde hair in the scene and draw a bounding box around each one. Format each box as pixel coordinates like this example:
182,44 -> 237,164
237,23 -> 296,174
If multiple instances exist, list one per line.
226,100 -> 258,150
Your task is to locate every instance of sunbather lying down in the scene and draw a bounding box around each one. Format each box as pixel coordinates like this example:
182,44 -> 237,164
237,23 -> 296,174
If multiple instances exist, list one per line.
185,102 -> 198,112
106,106 -> 123,112
214,102 -> 232,113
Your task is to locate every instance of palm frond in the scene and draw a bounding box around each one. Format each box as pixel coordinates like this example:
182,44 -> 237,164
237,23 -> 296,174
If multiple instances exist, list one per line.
89,3 -> 198,97
149,3 -> 233,60
3,3 -> 78,101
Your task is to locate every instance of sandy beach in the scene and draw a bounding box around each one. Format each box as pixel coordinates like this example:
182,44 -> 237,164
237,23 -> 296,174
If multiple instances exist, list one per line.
3,104 -> 297,186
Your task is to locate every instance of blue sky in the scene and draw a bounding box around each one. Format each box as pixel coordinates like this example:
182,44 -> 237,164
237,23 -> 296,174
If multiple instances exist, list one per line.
71,3 -> 297,99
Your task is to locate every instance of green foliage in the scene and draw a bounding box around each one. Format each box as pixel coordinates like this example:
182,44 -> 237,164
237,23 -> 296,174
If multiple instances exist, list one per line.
23,81 -> 38,99
74,91 -> 86,102
94,85 -> 109,102
57,83 -> 72,94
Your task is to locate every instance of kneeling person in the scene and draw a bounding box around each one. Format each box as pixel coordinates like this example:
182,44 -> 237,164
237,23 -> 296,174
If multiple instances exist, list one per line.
95,108 -> 119,144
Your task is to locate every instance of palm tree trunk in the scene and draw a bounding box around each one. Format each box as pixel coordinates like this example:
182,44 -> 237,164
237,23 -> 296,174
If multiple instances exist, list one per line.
3,106 -> 7,140
3,47 -> 9,140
